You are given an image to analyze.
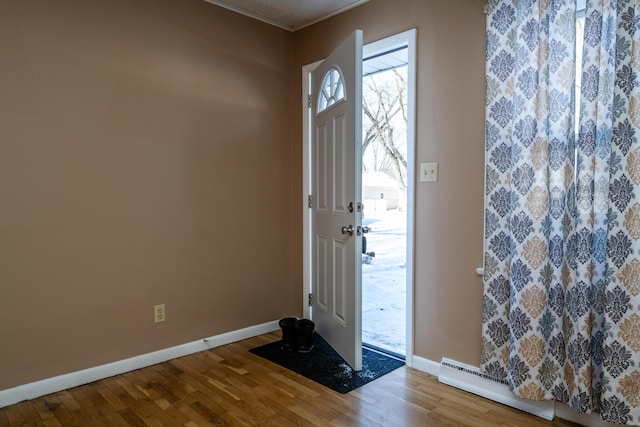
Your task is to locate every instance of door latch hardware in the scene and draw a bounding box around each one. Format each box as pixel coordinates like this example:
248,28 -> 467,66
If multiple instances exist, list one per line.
348,202 -> 354,213
341,225 -> 354,236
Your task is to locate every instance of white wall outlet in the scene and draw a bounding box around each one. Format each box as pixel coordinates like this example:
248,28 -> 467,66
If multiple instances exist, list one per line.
420,162 -> 438,182
154,304 -> 166,323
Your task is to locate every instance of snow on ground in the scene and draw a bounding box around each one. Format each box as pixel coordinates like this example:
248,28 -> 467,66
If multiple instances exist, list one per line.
362,209 -> 406,355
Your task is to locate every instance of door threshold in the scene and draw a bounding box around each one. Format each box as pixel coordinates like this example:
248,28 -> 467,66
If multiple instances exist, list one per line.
363,342 -> 405,361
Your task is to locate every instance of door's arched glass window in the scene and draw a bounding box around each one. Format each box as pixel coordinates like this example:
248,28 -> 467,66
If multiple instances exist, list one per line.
318,67 -> 345,113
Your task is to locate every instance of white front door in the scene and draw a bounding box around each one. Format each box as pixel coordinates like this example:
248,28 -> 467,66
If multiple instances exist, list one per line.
310,30 -> 363,371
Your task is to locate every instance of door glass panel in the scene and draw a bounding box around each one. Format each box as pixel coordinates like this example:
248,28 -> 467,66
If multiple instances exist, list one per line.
318,67 -> 345,113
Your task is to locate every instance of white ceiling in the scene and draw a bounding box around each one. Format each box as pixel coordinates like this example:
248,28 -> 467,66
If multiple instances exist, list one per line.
204,0 -> 369,31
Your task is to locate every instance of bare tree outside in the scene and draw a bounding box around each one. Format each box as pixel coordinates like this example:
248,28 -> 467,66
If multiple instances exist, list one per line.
362,65 -> 408,192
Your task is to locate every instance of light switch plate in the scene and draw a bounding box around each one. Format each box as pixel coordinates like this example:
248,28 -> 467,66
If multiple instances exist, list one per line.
420,162 -> 438,182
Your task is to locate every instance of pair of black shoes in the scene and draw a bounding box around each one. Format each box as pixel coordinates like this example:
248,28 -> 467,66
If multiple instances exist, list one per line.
279,317 -> 316,353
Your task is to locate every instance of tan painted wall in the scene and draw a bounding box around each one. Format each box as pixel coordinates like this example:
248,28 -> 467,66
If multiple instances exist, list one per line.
0,0 -> 296,389
291,0 -> 487,366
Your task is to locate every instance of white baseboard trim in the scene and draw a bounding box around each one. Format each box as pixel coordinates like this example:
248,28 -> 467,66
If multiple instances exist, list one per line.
0,320 -> 280,409
410,355 -> 441,376
438,358 -> 555,421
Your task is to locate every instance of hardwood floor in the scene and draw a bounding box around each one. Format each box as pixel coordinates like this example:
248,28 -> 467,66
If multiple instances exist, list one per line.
0,332 -> 581,426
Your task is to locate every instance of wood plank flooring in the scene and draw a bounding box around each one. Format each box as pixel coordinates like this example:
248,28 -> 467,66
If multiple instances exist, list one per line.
0,332 -> 581,426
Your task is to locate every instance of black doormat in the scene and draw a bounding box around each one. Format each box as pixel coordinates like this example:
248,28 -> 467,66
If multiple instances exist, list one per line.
249,334 -> 405,394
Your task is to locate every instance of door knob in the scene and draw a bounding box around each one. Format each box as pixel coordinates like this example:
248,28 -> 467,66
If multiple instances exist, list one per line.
362,226 -> 371,234
341,225 -> 354,236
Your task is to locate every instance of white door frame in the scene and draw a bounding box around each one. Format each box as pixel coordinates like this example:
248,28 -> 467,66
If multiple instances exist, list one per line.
302,28 -> 417,367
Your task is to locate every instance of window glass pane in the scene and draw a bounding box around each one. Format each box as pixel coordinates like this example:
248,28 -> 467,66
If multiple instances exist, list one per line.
317,67 -> 345,113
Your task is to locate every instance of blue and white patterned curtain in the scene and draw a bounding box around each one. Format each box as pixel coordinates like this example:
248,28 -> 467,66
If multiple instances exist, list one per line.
482,0 -> 640,424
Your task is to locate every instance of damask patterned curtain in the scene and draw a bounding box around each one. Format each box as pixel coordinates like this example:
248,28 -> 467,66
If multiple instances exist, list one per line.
482,0 -> 640,424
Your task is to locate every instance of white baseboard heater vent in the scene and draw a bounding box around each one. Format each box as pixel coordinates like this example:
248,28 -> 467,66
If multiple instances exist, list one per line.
440,359 -> 508,385
438,358 -> 555,421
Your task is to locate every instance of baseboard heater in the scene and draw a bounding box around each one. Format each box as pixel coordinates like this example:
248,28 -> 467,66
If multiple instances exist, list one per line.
437,358 -> 555,421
